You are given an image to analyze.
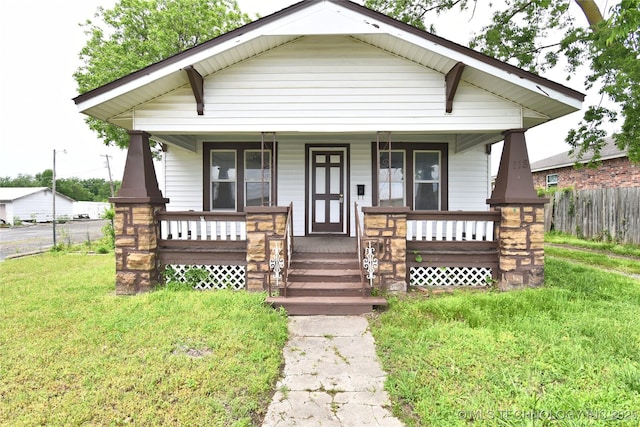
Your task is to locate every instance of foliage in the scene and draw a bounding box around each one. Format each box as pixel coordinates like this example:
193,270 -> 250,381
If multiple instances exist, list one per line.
101,207 -> 116,248
0,253 -> 288,426
0,171 -> 119,202
364,0 -> 640,164
370,255 -> 640,425
74,0 -> 250,150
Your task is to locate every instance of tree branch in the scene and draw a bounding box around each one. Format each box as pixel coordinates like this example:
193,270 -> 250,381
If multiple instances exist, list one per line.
574,0 -> 604,26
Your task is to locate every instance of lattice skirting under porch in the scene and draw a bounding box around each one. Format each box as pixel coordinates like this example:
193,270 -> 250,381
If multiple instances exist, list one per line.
410,266 -> 493,287
164,264 -> 246,290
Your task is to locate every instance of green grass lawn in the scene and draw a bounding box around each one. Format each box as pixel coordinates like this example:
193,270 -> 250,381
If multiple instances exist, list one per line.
370,255 -> 640,426
0,253 -> 288,426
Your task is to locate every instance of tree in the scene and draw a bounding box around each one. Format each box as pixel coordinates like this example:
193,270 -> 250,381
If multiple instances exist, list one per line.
74,0 -> 250,150
364,0 -> 640,163
0,172 -> 120,202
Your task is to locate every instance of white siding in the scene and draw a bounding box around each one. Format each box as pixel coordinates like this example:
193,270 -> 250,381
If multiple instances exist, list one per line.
135,35 -> 522,133
448,144 -> 491,211
276,140 -> 306,236
164,145 -> 203,211
162,137 -> 491,232
10,190 -> 74,223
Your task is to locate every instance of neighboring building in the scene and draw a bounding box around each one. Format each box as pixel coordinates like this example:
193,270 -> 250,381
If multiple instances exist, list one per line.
73,0 -> 584,301
0,187 -> 75,225
73,201 -> 111,219
531,138 -> 640,191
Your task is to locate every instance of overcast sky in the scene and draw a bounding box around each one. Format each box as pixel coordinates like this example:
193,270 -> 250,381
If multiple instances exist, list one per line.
0,0 -> 615,182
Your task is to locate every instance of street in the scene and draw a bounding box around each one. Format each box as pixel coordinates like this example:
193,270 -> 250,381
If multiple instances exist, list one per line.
0,220 -> 109,260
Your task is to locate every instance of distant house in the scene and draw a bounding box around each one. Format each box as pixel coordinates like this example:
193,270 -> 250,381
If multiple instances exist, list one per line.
531,138 -> 640,191
0,187 -> 75,225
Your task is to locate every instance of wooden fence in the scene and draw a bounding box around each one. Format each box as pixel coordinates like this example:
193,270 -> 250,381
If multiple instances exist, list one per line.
544,187 -> 640,245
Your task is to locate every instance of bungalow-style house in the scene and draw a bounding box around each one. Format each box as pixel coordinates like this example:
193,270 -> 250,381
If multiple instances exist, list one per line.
532,138 -> 640,191
73,0 -> 583,314
0,187 -> 75,225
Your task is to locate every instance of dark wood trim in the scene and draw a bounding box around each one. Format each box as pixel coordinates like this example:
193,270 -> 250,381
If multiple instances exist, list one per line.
202,141 -> 275,212
370,142 -> 448,211
112,130 -> 168,204
156,211 -> 246,221
305,144 -> 350,236
445,62 -> 465,113
184,65 -> 204,115
487,129 -> 548,206
406,210 -> 500,221
159,248 -> 247,265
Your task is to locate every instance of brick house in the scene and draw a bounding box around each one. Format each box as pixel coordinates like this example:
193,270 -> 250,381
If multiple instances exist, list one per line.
531,138 -> 640,191
73,0 -> 584,314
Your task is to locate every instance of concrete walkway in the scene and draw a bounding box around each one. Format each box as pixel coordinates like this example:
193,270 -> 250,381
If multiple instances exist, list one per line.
262,316 -> 403,426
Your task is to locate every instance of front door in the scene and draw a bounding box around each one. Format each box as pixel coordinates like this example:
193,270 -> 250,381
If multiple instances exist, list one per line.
308,147 -> 347,234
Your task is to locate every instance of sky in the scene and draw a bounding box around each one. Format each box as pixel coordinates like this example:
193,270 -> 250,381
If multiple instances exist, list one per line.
0,0 -> 617,182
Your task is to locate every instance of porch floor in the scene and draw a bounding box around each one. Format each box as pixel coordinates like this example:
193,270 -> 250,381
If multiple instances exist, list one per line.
293,236 -> 356,254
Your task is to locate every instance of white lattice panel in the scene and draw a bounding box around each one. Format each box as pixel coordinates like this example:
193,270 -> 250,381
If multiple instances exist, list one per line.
410,266 -> 492,287
166,264 -> 246,290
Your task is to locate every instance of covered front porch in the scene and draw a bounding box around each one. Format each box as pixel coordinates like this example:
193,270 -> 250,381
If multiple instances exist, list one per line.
111,128 -> 545,313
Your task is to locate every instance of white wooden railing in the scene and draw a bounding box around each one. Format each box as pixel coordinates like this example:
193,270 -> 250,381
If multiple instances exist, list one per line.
158,212 -> 247,242
407,211 -> 499,242
406,211 -> 500,287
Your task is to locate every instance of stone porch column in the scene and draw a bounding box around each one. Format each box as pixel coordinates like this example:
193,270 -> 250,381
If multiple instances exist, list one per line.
362,207 -> 409,293
245,206 -> 289,291
110,131 -> 168,295
488,129 -> 548,290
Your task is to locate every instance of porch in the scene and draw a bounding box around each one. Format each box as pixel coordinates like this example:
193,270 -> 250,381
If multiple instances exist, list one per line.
137,204 -> 528,314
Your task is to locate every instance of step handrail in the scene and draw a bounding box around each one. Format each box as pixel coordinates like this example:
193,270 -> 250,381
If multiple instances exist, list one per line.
268,203 -> 293,298
354,202 -> 377,298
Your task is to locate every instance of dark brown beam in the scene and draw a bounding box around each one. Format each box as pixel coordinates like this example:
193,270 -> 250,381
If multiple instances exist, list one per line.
185,65 -> 204,115
445,62 -> 465,113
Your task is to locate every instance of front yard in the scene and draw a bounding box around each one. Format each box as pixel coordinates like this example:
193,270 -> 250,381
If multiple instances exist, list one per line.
1,237 -> 639,426
0,253 -> 288,426
371,239 -> 640,426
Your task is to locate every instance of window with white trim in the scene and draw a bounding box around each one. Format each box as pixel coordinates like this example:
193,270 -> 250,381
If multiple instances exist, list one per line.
546,173 -> 558,190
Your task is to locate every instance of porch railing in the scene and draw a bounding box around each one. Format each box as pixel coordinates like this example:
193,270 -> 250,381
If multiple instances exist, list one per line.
158,211 -> 247,242
406,211 -> 500,287
157,211 -> 248,290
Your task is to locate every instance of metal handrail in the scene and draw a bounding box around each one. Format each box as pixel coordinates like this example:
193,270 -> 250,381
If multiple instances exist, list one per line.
268,203 -> 293,297
354,202 -> 368,296
283,202 -> 293,296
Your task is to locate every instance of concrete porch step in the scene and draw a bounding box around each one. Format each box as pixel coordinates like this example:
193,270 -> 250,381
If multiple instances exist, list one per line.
265,296 -> 388,316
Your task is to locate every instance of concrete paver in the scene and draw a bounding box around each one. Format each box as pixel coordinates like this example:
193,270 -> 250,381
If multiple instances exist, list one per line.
262,316 -> 403,426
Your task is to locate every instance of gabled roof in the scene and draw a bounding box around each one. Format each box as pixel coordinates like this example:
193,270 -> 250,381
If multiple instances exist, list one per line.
0,187 -> 76,203
74,0 -> 584,135
530,138 -> 627,172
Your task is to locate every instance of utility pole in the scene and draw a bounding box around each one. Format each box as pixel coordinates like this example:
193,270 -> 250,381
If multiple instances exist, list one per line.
52,149 -> 66,247
102,154 -> 115,197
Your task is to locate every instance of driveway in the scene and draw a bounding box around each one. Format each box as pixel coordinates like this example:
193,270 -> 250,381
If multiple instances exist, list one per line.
0,220 -> 109,260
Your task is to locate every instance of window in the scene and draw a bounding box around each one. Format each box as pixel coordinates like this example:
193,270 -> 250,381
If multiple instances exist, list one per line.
546,174 -> 558,190
378,150 -> 405,207
372,142 -> 448,210
211,151 -> 236,210
203,142 -> 274,211
414,151 -> 441,210
244,150 -> 271,207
